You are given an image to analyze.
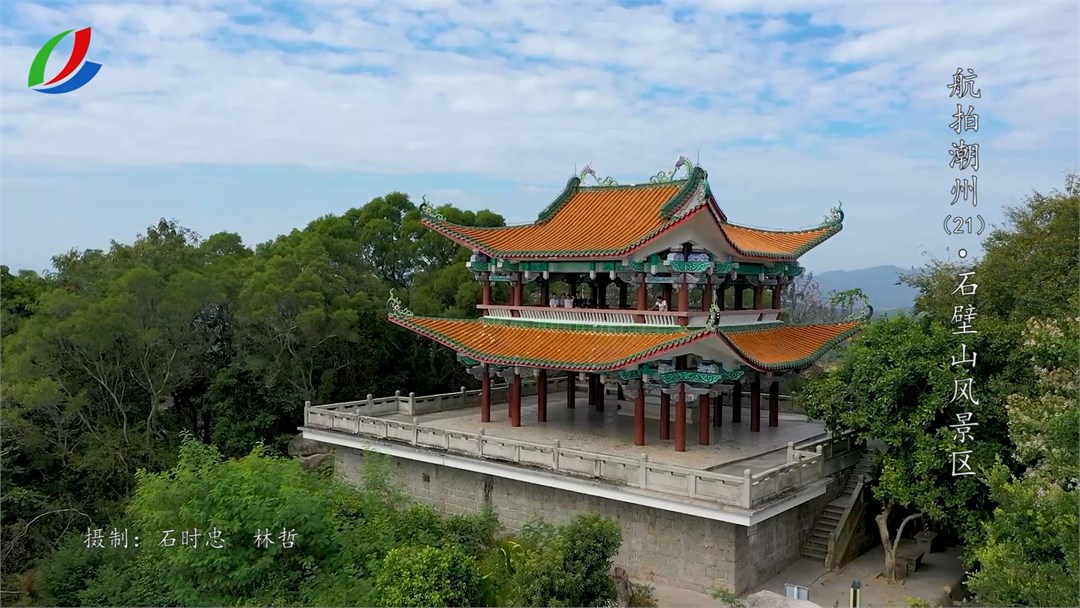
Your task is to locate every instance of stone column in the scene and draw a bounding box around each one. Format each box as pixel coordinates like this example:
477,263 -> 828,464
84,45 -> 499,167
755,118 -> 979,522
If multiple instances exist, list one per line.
537,369 -> 548,423
675,384 -> 687,452
750,375 -> 761,433
596,376 -> 605,412
480,368 -> 491,422
732,381 -> 742,423
510,370 -> 522,427
698,394 -> 710,445
659,393 -> 671,440
769,379 -> 779,428
634,382 -> 646,446
677,274 -> 689,326
636,274 -> 647,323
566,371 -> 576,409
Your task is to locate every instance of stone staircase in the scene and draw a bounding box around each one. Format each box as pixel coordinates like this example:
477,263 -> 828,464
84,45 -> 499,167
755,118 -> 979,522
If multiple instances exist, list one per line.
801,451 -> 875,562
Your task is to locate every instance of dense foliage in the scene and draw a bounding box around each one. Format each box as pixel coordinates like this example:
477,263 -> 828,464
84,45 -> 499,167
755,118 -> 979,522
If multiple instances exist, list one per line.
0,192 -> 507,594
24,437 -> 621,607
800,175 -> 1079,600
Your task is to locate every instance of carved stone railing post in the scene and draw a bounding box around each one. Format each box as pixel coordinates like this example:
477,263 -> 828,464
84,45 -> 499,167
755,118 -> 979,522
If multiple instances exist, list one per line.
742,469 -> 753,508
411,417 -> 419,445
639,454 -> 648,488
553,439 -> 561,470
477,428 -> 485,455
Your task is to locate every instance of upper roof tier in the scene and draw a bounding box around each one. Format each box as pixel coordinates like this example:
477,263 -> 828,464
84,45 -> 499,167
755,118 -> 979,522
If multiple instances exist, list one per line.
419,160 -> 844,261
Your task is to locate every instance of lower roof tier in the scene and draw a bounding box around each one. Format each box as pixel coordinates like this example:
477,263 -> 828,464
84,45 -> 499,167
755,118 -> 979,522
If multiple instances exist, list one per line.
388,312 -> 866,373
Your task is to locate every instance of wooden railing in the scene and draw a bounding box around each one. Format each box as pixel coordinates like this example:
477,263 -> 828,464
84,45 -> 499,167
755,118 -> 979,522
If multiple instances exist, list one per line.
304,405 -> 841,509
476,305 -> 782,327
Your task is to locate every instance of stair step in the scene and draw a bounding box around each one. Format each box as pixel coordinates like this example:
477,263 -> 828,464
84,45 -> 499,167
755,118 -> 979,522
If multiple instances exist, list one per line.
811,532 -> 831,543
825,506 -> 845,514
817,518 -> 839,528
801,550 -> 826,560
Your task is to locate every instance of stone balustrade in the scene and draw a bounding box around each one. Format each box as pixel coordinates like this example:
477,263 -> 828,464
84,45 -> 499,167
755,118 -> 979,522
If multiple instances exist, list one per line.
304,403 -> 845,509
477,305 -> 782,327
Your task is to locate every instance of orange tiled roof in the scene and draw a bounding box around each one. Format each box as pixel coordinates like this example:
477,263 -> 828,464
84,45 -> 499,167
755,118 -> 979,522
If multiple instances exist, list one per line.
421,166 -> 844,260
421,168 -> 718,259
719,321 -> 862,369
721,223 -> 842,259
389,314 -> 865,372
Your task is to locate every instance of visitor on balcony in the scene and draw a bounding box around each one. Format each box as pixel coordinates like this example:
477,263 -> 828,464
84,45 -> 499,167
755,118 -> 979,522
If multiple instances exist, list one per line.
652,296 -> 668,312
562,293 -> 574,308
549,292 -> 560,307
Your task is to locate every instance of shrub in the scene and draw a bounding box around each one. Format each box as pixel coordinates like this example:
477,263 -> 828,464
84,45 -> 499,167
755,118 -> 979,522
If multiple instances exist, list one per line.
373,544 -> 482,607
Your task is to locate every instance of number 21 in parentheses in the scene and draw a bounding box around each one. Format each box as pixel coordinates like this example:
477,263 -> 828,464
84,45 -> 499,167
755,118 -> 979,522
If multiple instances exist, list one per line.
943,215 -> 985,235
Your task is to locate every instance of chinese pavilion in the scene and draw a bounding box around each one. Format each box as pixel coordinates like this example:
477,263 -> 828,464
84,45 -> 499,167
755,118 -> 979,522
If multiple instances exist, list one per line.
388,158 -> 869,452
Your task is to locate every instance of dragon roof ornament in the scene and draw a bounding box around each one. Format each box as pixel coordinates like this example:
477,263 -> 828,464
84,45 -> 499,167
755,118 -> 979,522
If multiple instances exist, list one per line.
649,155 -> 695,184
387,289 -> 413,317
578,163 -> 619,186
418,195 -> 446,221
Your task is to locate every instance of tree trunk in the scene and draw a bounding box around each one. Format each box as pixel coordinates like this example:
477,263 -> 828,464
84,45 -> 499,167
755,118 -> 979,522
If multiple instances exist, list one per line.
875,504 -> 924,583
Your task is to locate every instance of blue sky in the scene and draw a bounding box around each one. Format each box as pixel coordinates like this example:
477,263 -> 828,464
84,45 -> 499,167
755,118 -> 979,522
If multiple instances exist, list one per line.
2,0 -> 1077,274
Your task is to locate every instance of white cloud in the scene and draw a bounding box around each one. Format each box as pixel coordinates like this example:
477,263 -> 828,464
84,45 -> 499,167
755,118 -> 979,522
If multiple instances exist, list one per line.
1,0 -> 1076,274
2,0 -> 1075,183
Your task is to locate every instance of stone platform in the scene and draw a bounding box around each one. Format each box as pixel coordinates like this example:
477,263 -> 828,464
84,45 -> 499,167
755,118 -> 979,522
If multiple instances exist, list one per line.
384,391 -> 826,475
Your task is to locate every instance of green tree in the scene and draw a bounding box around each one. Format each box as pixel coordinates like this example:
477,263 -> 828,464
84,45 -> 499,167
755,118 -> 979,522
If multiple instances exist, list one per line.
508,513 -> 622,607
800,315 -> 1004,581
964,316 -> 1079,606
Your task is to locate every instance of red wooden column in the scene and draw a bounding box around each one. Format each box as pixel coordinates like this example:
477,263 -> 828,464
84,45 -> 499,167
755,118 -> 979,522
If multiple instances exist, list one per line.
663,283 -> 673,307
481,274 -> 492,306
635,274 -> 647,323
675,384 -> 687,452
768,379 -> 779,428
480,368 -> 491,422
537,369 -> 548,422
713,392 -> 723,428
509,370 -> 522,427
732,381 -> 742,423
659,393 -> 671,439
753,283 -> 763,310
512,272 -> 524,308
587,374 -> 597,406
677,274 -> 689,326
596,376 -> 605,412
566,371 -> 576,409
772,280 -> 783,309
733,284 -> 744,310
750,375 -> 761,432
618,282 -> 629,309
540,278 -> 550,306
633,382 -> 646,446
702,274 -> 712,311
698,394 -> 710,445
718,283 -> 726,311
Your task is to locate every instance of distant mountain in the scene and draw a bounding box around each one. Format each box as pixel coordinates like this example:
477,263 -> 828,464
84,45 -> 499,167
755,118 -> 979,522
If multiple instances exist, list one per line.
811,265 -> 918,314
